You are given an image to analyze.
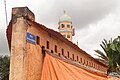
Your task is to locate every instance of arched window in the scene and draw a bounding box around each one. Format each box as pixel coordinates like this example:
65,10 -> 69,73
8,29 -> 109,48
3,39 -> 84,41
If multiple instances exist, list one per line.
87,61 -> 88,66
92,63 -> 93,67
61,24 -> 65,28
67,35 -> 70,38
67,51 -> 69,58
83,59 -> 85,65
72,54 -> 74,60
89,62 -> 91,67
36,36 -> 40,45
80,58 -> 82,63
55,45 -> 57,53
46,41 -> 49,49
94,64 -> 95,68
51,50 -> 53,53
77,56 -> 79,61
67,24 -> 70,28
58,53 -> 60,56
62,49 -> 64,56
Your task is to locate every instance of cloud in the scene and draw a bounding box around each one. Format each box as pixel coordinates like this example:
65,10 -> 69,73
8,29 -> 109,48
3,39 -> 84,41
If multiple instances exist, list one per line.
0,2 -> 9,55
5,0 -> 120,30
76,12 -> 120,57
34,0 -> 120,30
0,30 -> 9,55
1,0 -> 120,56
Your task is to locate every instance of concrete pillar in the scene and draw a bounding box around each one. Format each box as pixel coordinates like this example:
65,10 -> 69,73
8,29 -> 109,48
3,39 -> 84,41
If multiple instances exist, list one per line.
9,7 -> 35,80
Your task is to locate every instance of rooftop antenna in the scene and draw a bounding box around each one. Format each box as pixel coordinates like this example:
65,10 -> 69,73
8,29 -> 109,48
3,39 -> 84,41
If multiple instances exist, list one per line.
4,0 -> 8,26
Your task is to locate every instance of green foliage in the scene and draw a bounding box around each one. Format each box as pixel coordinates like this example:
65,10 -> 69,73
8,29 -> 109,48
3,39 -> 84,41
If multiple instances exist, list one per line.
0,55 -> 10,80
95,36 -> 120,73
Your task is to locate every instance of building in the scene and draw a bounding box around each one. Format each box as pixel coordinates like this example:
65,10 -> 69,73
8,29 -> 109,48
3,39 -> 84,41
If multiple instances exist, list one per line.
58,11 -> 75,41
7,7 -> 119,80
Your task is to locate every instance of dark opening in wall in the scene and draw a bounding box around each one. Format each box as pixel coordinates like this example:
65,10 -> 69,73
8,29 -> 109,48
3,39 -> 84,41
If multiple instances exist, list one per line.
83,59 -> 85,65
77,56 -> 79,61
58,53 -> 60,56
72,54 -> 74,60
80,58 -> 82,63
61,24 -> 65,28
51,50 -> 53,53
62,49 -> 64,56
92,63 -> 93,67
67,35 -> 70,38
67,24 -> 70,28
55,45 -> 57,53
41,46 -> 45,54
87,61 -> 88,66
67,51 -> 69,58
89,62 -> 91,66
46,41 -> 49,49
93,63 -> 94,67
65,56 -> 67,58
36,36 -> 40,45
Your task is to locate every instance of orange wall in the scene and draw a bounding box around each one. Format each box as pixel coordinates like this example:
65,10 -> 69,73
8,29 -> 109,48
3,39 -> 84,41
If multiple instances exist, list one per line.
25,21 -> 107,79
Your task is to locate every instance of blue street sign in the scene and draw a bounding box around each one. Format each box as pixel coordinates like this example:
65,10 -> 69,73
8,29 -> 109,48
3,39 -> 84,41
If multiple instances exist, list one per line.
26,32 -> 36,44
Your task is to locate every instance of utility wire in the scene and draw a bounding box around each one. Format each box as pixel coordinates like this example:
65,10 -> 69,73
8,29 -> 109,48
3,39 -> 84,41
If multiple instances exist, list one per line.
4,0 -> 8,26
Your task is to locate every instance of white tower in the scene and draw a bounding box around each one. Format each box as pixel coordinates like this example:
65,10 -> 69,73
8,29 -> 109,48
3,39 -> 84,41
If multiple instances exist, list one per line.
58,11 -> 75,42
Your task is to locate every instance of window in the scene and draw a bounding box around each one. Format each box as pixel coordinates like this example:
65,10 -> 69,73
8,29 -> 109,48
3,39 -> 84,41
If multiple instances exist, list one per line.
87,61 -> 88,65
67,51 -> 69,58
77,56 -> 79,61
89,62 -> 91,66
61,24 -> 65,28
83,59 -> 85,65
62,49 -> 64,56
72,54 -> 74,60
80,58 -> 82,63
92,63 -> 93,67
58,53 -> 60,56
55,45 -> 57,53
95,65 -> 97,68
51,50 -> 53,53
67,25 -> 70,28
46,41 -> 49,49
36,36 -> 40,45
94,64 -> 95,68
41,46 -> 45,54
67,35 -> 70,38
65,56 -> 67,58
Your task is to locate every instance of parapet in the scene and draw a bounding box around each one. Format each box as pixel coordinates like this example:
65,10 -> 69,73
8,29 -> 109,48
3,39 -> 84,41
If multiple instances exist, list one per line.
12,7 -> 35,23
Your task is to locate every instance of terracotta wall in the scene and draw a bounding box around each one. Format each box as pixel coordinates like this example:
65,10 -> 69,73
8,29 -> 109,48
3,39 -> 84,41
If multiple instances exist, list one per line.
25,21 -> 107,78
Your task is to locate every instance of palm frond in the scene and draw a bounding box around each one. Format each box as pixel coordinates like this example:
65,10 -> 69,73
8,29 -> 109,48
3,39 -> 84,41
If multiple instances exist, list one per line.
95,50 -> 108,61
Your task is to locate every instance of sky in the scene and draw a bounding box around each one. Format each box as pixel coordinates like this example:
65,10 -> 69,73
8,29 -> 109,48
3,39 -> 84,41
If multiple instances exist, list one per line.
0,0 -> 120,57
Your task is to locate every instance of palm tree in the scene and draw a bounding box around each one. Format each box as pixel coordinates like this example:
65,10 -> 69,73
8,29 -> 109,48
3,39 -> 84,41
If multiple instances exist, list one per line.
95,36 -> 120,74
112,36 -> 120,66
